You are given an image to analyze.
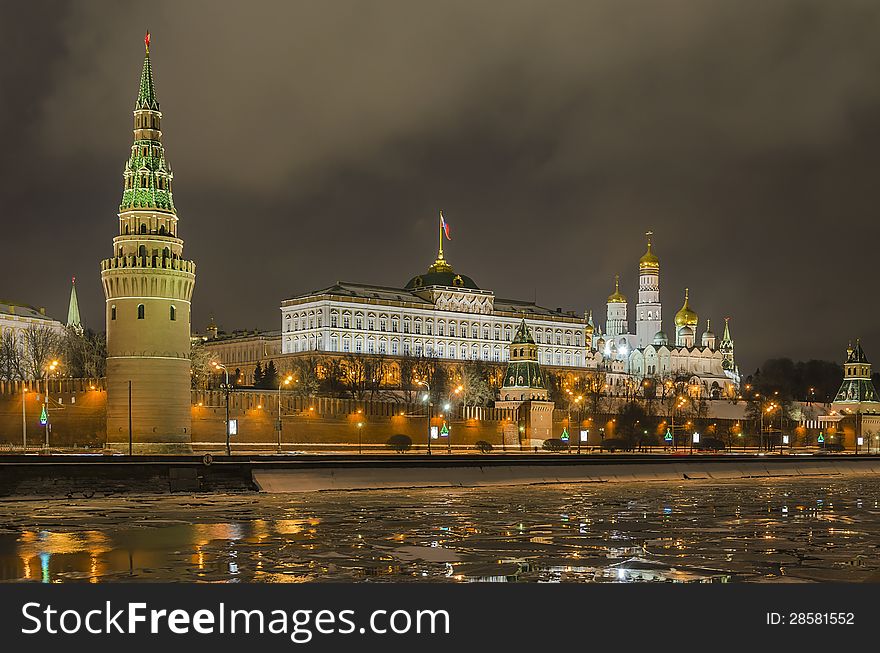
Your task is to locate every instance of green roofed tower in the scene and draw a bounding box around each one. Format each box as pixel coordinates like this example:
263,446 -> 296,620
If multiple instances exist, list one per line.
100,32 -> 196,453
499,319 -> 549,401
832,340 -> 880,411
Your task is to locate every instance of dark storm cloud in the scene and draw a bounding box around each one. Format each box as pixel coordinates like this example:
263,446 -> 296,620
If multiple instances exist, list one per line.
4,0 -> 880,371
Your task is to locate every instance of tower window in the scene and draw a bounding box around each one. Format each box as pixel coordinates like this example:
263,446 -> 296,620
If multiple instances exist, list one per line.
140,224 -> 147,234
137,304 -> 145,320
111,305 -> 116,320
170,305 -> 176,321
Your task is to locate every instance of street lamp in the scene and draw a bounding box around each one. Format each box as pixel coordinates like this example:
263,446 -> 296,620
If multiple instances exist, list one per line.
42,359 -> 59,448
357,421 -> 364,455
21,387 -> 27,451
213,361 -> 231,456
416,379 -> 432,454
277,374 -> 293,452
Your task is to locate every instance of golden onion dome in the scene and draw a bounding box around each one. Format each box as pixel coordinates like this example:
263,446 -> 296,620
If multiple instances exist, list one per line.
584,309 -> 595,334
607,275 -> 627,304
639,236 -> 660,271
674,288 -> 699,327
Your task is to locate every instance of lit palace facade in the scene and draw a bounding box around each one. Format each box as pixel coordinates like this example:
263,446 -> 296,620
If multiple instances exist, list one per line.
281,245 -> 587,368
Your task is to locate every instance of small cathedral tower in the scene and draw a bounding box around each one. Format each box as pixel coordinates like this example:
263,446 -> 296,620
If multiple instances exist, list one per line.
100,33 -> 196,453
701,319 -> 716,349
674,288 -> 698,347
66,276 -> 83,336
605,275 -> 628,337
635,231 -> 662,348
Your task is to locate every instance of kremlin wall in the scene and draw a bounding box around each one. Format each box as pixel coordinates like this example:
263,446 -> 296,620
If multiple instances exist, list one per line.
0,378 -> 847,452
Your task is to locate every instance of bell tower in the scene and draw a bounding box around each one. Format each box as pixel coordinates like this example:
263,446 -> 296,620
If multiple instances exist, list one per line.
101,32 -> 196,453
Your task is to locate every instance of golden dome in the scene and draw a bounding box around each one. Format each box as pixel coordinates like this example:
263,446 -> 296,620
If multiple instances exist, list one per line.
607,275 -> 627,304
674,288 -> 698,327
639,233 -> 660,271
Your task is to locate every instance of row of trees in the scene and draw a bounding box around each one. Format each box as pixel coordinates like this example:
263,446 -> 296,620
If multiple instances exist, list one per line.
0,324 -> 105,381
745,358 -> 843,402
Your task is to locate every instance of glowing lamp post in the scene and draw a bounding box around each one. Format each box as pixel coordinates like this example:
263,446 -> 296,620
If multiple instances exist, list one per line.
416,379 -> 432,454
213,361 -> 231,456
277,375 -> 293,452
42,359 -> 59,448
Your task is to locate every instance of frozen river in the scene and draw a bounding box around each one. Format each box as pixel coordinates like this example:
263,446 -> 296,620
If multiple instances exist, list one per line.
1,476 -> 878,583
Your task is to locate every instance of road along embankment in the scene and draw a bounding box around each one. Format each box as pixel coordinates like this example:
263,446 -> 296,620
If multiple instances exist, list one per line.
254,455 -> 880,492
0,454 -> 878,497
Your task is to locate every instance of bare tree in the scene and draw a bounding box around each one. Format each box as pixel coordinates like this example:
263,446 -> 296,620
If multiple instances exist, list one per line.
22,324 -> 61,380
342,355 -> 368,399
60,327 -> 106,378
459,360 -> 493,407
320,357 -> 347,397
0,330 -> 24,381
190,340 -> 214,389
293,355 -> 321,396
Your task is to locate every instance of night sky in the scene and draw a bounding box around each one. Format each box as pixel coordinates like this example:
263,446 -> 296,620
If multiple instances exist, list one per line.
3,1 -> 880,373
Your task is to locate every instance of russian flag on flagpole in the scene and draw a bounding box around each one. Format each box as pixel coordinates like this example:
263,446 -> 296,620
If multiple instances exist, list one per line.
440,212 -> 451,240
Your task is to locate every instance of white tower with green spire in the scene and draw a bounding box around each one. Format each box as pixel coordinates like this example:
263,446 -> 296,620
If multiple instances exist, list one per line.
100,32 -> 196,453
66,276 -> 83,336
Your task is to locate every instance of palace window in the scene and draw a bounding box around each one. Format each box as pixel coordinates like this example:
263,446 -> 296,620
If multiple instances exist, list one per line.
343,315 -> 350,329
427,321 -> 433,336
391,341 -> 398,355
494,327 -> 500,340
392,317 -> 399,332
356,315 -> 363,329
482,327 -> 489,339
380,317 -> 387,331
472,326 -> 478,339
449,324 -> 456,337
403,341 -> 410,356
330,336 -> 338,352
438,323 -> 445,336
414,321 -> 421,335
343,337 -> 350,352
331,313 -> 338,327
355,338 -> 363,353
368,316 -> 375,330
379,340 -> 386,354
367,338 -> 374,354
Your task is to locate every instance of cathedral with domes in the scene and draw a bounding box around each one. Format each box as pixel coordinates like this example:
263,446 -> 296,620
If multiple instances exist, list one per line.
587,233 -> 740,398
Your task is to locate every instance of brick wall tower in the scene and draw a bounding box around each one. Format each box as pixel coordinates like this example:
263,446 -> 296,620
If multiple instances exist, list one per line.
101,33 -> 196,453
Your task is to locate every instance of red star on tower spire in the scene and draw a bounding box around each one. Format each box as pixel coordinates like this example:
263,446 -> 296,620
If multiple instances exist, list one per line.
145,30 -> 150,52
